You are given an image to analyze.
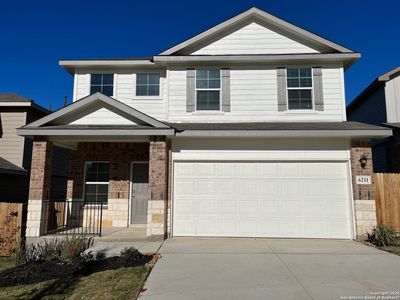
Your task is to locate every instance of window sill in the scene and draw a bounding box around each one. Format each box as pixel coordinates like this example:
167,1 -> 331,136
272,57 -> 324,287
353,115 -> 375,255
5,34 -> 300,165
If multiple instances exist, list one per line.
283,110 -> 318,114
191,111 -> 225,115
83,204 -> 108,209
132,96 -> 163,100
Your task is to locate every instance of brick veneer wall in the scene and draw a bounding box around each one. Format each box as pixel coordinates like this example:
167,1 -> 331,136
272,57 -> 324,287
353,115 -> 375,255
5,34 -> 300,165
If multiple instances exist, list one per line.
67,142 -> 149,228
26,139 -> 53,237
147,137 -> 169,239
350,139 -> 376,239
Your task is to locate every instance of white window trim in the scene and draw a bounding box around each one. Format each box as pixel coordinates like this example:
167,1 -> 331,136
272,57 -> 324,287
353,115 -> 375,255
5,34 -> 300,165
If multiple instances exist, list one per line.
286,68 -> 315,111
134,72 -> 163,99
195,68 -> 222,111
89,73 -> 115,98
83,161 -> 110,204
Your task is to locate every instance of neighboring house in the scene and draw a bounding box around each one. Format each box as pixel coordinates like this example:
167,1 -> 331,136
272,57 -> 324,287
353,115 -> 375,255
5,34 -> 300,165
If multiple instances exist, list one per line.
0,93 -> 69,202
17,7 -> 392,241
347,66 -> 400,173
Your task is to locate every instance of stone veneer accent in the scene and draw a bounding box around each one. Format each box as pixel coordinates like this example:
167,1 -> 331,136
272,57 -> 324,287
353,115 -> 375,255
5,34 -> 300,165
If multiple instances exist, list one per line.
26,140 -> 53,237
350,139 -> 376,239
147,137 -> 168,239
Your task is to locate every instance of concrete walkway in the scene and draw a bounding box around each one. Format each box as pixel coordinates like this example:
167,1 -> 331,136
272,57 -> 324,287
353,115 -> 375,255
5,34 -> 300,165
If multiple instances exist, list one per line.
88,240 -> 163,257
140,238 -> 400,300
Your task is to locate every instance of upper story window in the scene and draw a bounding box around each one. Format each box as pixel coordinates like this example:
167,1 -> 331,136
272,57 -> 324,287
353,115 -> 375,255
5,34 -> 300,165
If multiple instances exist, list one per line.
84,161 -> 110,204
90,74 -> 114,96
196,69 -> 221,111
287,68 -> 313,110
136,73 -> 160,96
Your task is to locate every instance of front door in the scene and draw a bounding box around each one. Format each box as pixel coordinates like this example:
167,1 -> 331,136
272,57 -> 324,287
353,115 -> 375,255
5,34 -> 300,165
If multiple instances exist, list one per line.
130,162 -> 149,224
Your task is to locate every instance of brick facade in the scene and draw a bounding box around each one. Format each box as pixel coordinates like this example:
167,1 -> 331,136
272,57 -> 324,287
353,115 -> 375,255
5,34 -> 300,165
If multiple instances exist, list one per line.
350,139 -> 376,239
147,137 -> 169,239
67,142 -> 149,228
26,139 -> 53,237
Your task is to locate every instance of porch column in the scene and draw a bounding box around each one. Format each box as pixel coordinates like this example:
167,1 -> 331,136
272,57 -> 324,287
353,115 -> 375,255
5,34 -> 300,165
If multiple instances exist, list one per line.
350,139 -> 376,239
26,139 -> 53,237
147,136 -> 168,239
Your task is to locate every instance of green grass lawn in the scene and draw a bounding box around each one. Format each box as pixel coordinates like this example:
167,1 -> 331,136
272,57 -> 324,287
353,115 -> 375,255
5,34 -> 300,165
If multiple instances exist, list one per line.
378,246 -> 400,256
0,257 -> 150,300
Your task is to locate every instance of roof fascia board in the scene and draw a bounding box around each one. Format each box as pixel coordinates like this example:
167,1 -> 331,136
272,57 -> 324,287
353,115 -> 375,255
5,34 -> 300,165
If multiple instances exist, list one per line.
59,60 -> 155,75
16,128 -> 175,137
154,53 -> 360,63
159,7 -> 354,55
174,129 -> 392,138
25,93 -> 169,129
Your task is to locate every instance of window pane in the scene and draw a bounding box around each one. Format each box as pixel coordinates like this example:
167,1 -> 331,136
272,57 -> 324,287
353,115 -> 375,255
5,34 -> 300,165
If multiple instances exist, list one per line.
208,69 -> 220,80
287,78 -> 300,88
196,79 -> 208,89
90,85 -> 102,94
300,68 -> 311,77
91,74 -> 102,85
196,69 -> 208,79
102,86 -> 113,96
148,74 -> 160,85
209,79 -> 220,89
85,162 -> 109,182
136,85 -> 147,96
148,85 -> 159,96
287,69 -> 299,78
300,78 -> 312,87
102,74 -> 114,85
196,91 -> 220,110
136,74 -> 148,85
288,89 -> 312,110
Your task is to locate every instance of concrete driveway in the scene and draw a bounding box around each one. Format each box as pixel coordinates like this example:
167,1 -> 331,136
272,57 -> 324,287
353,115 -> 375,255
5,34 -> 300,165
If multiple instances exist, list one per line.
140,238 -> 400,300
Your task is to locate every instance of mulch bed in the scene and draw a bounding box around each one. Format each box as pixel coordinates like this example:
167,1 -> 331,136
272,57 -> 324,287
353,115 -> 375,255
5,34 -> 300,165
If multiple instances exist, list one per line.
0,253 -> 154,287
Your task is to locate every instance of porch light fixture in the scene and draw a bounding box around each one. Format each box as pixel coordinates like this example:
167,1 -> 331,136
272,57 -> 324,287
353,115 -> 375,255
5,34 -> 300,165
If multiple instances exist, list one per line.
359,154 -> 368,169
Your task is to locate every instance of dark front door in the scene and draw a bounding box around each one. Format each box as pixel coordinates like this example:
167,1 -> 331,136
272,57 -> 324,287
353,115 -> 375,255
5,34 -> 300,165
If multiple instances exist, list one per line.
130,162 -> 149,224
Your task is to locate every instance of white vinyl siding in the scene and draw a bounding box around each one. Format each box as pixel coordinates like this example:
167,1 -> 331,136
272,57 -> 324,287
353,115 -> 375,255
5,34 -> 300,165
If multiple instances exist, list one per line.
69,107 -> 135,125
0,111 -> 27,167
168,65 -> 345,122
190,22 -> 319,55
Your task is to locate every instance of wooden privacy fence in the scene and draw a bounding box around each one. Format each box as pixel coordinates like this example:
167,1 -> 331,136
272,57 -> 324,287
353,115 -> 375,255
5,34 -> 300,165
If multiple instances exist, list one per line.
374,173 -> 400,232
0,202 -> 26,256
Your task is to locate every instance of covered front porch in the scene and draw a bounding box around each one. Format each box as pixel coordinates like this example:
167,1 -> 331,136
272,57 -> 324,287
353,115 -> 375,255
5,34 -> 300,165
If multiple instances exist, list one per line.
17,93 -> 173,241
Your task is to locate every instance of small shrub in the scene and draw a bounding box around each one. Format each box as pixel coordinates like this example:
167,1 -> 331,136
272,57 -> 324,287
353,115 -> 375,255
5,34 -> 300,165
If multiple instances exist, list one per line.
367,224 -> 399,247
120,247 -> 142,262
14,236 -> 94,265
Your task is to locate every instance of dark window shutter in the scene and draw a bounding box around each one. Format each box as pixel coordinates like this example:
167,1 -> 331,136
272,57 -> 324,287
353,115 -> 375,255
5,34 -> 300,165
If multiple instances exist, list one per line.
186,68 -> 195,112
277,67 -> 287,111
313,67 -> 324,111
221,68 -> 231,112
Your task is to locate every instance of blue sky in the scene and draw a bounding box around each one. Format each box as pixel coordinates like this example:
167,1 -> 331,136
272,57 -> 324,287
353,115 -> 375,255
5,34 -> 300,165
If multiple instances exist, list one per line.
0,0 -> 398,110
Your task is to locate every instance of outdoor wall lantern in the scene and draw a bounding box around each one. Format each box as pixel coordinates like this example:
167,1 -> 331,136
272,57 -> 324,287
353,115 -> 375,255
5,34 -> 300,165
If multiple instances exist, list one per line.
359,154 -> 368,169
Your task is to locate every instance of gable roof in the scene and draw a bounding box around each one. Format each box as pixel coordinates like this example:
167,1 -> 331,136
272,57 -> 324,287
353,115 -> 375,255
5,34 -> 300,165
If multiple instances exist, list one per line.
159,7 -> 355,56
24,92 -> 169,128
347,66 -> 400,114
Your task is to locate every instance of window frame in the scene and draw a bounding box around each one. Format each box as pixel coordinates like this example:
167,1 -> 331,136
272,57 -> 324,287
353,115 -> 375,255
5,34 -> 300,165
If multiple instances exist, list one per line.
83,161 -> 110,205
286,67 -> 314,111
90,73 -> 115,97
195,68 -> 221,111
135,73 -> 161,97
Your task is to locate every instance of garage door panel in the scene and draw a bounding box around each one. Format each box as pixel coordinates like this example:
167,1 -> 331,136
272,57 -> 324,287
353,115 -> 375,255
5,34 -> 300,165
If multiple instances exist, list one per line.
173,161 -> 352,239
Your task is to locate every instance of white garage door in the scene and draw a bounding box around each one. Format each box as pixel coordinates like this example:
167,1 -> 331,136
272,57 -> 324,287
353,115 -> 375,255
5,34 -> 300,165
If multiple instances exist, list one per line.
173,161 -> 352,239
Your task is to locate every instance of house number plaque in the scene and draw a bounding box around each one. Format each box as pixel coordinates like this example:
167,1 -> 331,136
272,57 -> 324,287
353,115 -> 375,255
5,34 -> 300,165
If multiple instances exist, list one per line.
356,176 -> 371,185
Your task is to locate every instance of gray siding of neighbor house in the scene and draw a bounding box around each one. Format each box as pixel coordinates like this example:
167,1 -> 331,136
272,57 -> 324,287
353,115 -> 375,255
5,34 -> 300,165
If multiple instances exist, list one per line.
0,110 -> 27,167
347,87 -> 387,125
348,87 -> 390,172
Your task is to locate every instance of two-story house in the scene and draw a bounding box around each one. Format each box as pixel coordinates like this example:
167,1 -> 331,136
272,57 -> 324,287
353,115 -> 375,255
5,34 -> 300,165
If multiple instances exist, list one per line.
0,93 -> 68,203
347,66 -> 400,173
18,7 -> 392,240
